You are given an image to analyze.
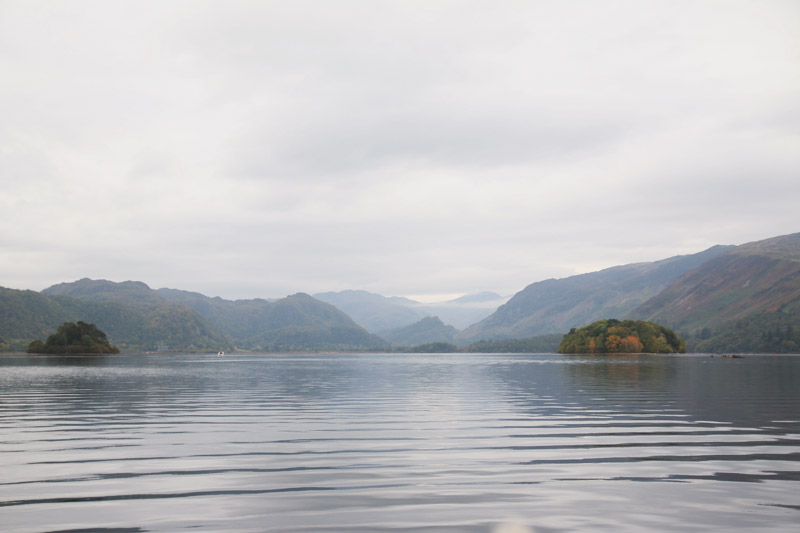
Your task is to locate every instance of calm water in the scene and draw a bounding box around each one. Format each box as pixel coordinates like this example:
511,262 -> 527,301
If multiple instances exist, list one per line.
1,353 -> 798,532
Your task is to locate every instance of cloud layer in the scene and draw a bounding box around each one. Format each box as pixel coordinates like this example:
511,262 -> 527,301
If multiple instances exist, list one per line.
2,1 -> 799,300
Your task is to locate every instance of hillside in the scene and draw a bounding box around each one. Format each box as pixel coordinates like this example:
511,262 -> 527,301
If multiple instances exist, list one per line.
630,233 -> 800,351
380,316 -> 458,347
239,293 -> 387,350
459,245 -> 731,341
40,279 -> 229,350
0,288 -> 72,350
692,311 -> 800,353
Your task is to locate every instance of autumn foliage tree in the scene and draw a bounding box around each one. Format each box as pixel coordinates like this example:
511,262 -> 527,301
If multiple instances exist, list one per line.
557,319 -> 685,354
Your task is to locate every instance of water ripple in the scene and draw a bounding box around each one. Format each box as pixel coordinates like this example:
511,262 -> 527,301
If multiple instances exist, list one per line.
1,353 -> 798,532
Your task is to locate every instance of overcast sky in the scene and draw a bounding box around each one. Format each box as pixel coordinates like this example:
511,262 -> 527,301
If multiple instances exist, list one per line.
1,1 -> 798,301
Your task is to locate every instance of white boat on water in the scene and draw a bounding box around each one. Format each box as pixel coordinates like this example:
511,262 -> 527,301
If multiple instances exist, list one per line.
217,351 -> 225,357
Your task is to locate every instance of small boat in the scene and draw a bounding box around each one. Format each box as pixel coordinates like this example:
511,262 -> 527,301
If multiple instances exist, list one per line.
217,351 -> 225,357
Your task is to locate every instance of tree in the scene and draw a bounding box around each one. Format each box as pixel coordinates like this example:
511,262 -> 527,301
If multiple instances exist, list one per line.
557,319 -> 685,354
28,321 -> 120,354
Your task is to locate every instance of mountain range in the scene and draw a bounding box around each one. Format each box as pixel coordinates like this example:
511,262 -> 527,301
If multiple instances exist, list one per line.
458,244 -> 733,342
2,232 -> 798,353
1,279 -> 385,352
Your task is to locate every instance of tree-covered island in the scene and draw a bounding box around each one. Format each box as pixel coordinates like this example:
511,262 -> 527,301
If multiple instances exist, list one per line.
558,319 -> 685,354
27,321 -> 120,354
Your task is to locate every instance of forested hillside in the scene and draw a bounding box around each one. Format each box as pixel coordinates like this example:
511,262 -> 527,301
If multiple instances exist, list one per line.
1,279 -> 386,352
0,288 -> 72,350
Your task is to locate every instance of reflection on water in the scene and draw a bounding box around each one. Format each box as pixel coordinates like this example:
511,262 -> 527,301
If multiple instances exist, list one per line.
1,353 -> 798,532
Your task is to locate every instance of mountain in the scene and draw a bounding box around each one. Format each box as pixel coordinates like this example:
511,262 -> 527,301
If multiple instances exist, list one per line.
229,293 -> 387,351
458,245 -> 732,341
630,233 -> 800,351
38,279 -> 386,351
40,279 -> 231,350
314,290 -> 508,333
379,316 -> 458,346
313,290 -> 425,333
45,279 -> 164,308
0,287 -> 72,350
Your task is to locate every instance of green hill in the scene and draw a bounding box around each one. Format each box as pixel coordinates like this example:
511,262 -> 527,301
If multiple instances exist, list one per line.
380,316 -> 458,347
0,288 -> 73,351
41,279 -> 230,351
238,293 -> 387,351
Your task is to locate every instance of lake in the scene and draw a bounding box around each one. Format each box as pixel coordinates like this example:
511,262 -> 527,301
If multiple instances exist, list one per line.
1,353 -> 798,532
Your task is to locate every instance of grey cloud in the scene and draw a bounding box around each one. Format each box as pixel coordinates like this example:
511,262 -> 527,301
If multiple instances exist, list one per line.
229,104 -> 634,181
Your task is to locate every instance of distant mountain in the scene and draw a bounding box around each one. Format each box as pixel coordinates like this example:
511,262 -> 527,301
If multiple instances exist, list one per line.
458,245 -> 732,341
234,293 -> 387,350
314,290 -> 508,333
313,290 -> 424,333
414,292 -> 509,330
379,316 -> 458,346
447,291 -> 504,304
630,233 -> 800,352
37,279 -> 386,351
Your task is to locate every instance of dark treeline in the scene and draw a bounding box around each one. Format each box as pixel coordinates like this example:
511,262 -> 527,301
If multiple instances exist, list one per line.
686,310 -> 800,353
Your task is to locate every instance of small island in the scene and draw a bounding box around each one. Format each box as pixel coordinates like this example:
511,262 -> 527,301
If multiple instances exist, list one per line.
27,321 -> 120,354
557,319 -> 685,354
